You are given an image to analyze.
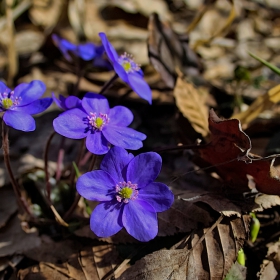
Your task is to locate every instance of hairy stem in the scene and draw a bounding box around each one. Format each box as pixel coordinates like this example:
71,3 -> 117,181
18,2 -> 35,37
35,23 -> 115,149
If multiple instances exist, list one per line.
99,73 -> 118,95
1,121 -> 32,216
44,131 -> 56,202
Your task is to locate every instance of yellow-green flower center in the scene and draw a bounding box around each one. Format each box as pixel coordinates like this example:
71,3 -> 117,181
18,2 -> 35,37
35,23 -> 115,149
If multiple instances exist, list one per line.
122,62 -> 132,72
95,117 -> 104,129
2,98 -> 13,109
119,187 -> 133,199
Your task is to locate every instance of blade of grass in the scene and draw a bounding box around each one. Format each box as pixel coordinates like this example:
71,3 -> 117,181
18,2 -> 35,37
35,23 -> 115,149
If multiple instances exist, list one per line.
249,51 -> 280,76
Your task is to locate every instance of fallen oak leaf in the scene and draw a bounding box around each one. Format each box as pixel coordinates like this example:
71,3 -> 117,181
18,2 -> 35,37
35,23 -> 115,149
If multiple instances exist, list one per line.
197,109 -> 280,195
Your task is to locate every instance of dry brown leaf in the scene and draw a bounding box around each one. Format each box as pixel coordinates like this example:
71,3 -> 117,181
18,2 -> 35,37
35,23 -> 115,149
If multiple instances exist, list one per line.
20,244 -> 121,280
79,245 -> 121,280
119,215 -> 250,280
148,13 -> 201,88
232,84 -> 280,126
158,198 -> 214,236
29,0 -> 65,29
0,215 -> 41,257
0,187 -> 17,229
18,262 -> 71,280
174,77 -> 209,137
197,109 -> 280,195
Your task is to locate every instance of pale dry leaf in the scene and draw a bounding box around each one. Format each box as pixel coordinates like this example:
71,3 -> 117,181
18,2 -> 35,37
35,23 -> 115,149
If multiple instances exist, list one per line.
29,0 -> 65,29
174,77 -> 209,137
232,84 -> 280,126
118,249 -> 187,280
68,0 -> 85,37
83,0 -> 108,41
15,29 -> 45,55
266,239 -> 280,272
258,260 -> 278,280
254,194 -> 280,212
108,0 -> 171,19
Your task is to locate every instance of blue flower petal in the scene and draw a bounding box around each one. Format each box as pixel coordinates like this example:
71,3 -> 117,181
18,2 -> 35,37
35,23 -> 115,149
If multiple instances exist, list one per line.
82,92 -> 110,115
123,200 -> 157,241
15,98 -> 52,115
99,32 -> 119,62
86,132 -> 109,155
90,201 -> 123,237
52,34 -> 76,61
0,82 -> 11,94
76,170 -> 116,201
102,126 -> 146,150
113,61 -> 129,83
52,93 -> 66,110
64,96 -> 82,110
138,182 -> 174,212
100,147 -> 134,182
53,108 -> 88,139
126,152 -> 162,188
108,106 -> 133,126
128,73 -> 152,104
77,42 -> 96,61
3,110 -> 35,131
14,80 -> 46,106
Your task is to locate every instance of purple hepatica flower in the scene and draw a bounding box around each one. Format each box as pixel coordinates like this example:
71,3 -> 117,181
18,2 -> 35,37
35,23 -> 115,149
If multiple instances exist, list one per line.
53,92 -> 146,155
52,93 -> 82,111
0,80 -> 52,132
99,32 -> 152,104
52,34 -> 102,62
77,146 -> 174,241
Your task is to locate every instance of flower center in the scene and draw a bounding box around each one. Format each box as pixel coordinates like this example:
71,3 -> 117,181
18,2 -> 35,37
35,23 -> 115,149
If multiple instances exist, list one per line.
118,52 -> 140,73
87,112 -> 109,131
2,98 -> 13,109
116,181 -> 138,203
0,90 -> 21,111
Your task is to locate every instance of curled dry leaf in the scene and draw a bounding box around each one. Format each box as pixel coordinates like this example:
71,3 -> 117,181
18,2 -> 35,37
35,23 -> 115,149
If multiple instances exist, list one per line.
148,13 -> 201,88
119,215 -> 250,280
232,84 -> 280,126
174,77 -> 209,137
197,109 -> 280,195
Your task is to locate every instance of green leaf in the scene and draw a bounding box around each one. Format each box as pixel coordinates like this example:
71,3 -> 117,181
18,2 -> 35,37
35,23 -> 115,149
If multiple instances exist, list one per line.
72,161 -> 81,178
249,52 -> 280,76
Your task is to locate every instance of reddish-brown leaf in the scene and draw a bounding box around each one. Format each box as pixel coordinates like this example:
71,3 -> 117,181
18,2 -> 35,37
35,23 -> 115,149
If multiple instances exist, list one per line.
197,109 -> 280,195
